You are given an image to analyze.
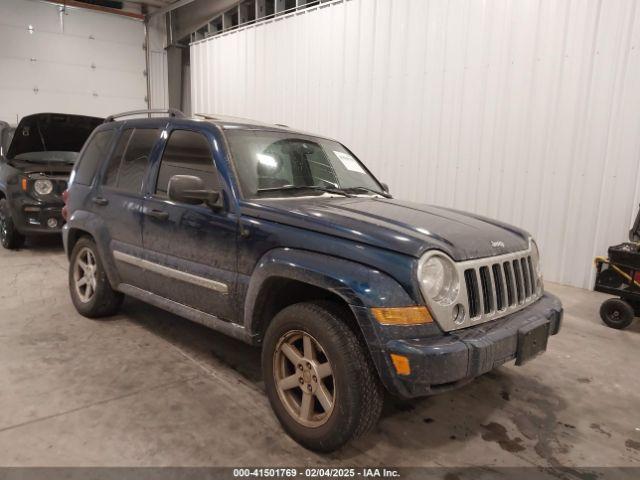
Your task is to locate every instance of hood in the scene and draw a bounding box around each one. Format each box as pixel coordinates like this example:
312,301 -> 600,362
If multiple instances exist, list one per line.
241,196 -> 530,260
7,113 -> 103,159
8,158 -> 74,176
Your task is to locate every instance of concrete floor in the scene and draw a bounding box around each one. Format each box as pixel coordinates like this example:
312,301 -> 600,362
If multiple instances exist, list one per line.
1,237 -> 639,470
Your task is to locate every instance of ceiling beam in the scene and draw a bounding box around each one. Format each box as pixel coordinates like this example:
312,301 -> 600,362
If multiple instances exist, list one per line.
148,0 -> 196,17
48,0 -> 145,19
124,0 -> 168,7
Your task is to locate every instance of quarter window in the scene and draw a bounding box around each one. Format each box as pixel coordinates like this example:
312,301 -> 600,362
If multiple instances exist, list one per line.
155,130 -> 219,197
102,128 -> 158,193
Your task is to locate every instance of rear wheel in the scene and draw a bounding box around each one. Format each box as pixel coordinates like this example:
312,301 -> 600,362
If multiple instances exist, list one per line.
600,298 -> 634,330
69,237 -> 123,318
262,302 -> 383,452
0,198 -> 25,250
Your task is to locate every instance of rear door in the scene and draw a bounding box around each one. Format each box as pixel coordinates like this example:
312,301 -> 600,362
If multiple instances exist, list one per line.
142,128 -> 237,321
93,127 -> 159,288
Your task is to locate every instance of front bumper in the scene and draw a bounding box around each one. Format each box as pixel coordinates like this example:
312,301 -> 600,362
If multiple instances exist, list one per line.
12,198 -> 65,235
362,293 -> 562,398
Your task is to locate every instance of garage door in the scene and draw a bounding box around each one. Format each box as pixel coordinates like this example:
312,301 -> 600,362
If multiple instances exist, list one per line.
0,0 -> 147,124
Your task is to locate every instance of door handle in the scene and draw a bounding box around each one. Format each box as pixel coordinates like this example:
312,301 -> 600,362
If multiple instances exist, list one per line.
92,197 -> 108,206
145,209 -> 169,221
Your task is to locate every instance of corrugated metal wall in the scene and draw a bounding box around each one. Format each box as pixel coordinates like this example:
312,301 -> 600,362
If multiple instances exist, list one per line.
149,50 -> 168,109
191,0 -> 640,289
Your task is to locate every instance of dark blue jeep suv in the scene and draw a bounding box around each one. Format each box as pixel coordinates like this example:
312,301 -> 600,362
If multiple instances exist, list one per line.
63,109 -> 562,452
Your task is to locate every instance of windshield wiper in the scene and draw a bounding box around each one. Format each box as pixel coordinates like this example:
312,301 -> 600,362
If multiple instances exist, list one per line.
343,186 -> 392,198
256,185 -> 353,197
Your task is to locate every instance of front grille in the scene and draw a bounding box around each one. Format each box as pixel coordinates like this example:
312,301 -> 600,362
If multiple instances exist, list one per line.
463,251 -> 540,321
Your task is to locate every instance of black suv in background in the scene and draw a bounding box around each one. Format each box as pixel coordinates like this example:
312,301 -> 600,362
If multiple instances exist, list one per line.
63,109 -> 562,452
0,113 -> 102,249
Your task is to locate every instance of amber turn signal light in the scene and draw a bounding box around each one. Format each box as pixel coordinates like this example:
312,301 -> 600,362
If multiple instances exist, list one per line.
21,178 -> 28,191
371,306 -> 432,325
390,354 -> 411,376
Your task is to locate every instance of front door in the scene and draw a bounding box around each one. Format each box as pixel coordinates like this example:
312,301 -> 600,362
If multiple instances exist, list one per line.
142,129 -> 237,321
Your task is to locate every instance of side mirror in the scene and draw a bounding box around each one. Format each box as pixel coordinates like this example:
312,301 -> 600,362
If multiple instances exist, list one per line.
168,175 -> 222,209
381,182 -> 389,193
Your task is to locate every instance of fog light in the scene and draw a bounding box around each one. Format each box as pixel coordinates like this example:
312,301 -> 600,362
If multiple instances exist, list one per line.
47,218 -> 58,228
452,304 -> 465,325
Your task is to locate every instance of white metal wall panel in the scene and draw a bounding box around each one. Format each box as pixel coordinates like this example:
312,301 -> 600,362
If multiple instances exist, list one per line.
191,0 -> 640,289
0,0 -> 147,124
149,50 -> 168,109
148,14 -> 169,110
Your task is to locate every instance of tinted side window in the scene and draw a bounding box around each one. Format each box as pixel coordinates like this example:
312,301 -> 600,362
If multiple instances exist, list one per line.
74,130 -> 115,185
155,130 -> 219,197
102,128 -> 158,193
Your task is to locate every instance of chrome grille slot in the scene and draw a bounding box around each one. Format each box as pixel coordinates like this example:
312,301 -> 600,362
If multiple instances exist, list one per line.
464,269 -> 480,318
503,261 -> 515,306
479,266 -> 493,314
512,259 -> 524,303
492,264 -> 505,311
527,256 -> 536,294
521,257 -> 531,298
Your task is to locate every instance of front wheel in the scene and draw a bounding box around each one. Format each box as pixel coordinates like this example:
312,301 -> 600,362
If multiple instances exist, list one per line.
600,298 -> 634,330
262,302 -> 383,452
0,198 -> 25,250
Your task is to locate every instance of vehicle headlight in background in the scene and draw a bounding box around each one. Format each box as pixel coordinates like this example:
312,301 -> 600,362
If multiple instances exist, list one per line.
418,253 -> 459,306
34,179 -> 53,195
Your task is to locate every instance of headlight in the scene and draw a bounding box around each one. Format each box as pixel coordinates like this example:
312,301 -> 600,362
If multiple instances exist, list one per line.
34,179 -> 53,195
417,253 -> 459,306
530,239 -> 542,278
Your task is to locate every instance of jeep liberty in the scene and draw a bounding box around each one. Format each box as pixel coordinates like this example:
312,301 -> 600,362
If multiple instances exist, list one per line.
63,109 -> 562,452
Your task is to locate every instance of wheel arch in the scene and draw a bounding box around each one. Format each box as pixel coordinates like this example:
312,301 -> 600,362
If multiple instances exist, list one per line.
66,227 -> 93,258
64,210 -> 121,289
244,248 -> 415,343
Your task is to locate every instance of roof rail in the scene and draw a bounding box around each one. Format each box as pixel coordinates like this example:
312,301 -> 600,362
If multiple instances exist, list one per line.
104,109 -> 185,123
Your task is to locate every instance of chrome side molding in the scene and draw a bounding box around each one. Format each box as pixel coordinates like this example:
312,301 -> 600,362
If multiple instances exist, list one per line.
113,250 -> 228,294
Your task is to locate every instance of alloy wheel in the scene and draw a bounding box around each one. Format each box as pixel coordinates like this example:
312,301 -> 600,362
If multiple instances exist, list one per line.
273,330 -> 335,428
73,247 -> 98,303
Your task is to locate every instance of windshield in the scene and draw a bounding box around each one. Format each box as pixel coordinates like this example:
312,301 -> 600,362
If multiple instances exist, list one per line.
224,129 -> 383,198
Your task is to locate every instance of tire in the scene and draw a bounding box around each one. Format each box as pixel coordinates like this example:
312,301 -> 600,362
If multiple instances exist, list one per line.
69,236 -> 123,318
0,198 -> 25,250
262,301 -> 383,452
600,298 -> 634,330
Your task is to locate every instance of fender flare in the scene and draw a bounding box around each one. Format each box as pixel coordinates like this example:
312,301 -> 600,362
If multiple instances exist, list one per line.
243,248 -> 414,333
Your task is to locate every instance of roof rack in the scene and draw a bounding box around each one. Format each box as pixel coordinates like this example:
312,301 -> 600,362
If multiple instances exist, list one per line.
194,113 -> 217,120
104,109 -> 185,123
